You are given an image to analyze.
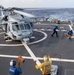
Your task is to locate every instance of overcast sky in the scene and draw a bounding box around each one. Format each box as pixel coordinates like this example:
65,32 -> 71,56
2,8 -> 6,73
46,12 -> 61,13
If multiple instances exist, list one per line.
0,0 -> 74,8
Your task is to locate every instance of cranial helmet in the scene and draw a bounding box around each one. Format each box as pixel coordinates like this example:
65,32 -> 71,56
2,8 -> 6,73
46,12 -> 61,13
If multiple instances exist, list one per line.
43,55 -> 48,61
10,60 -> 16,66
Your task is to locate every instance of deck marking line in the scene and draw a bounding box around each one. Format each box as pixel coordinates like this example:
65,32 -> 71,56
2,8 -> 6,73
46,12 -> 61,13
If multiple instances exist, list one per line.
22,41 -> 41,65
69,25 -> 73,31
52,58 -> 74,62
0,44 -> 23,46
0,54 -> 43,60
0,32 -> 5,34
0,54 -> 74,62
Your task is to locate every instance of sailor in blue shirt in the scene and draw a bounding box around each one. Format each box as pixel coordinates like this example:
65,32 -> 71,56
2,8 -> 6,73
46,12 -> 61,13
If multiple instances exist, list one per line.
67,30 -> 73,36
51,25 -> 59,37
9,60 -> 22,75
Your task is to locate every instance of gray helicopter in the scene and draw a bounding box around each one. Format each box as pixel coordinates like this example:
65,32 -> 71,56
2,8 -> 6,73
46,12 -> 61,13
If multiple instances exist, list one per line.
0,5 -> 36,41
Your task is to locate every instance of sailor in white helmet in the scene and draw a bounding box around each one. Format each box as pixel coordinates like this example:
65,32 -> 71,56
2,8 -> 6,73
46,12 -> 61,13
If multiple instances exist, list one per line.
34,55 -> 52,75
9,56 -> 25,75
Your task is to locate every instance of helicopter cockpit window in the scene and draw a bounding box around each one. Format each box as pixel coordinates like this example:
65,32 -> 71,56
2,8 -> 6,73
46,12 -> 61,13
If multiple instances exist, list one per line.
20,24 -> 24,30
12,24 -> 20,31
24,23 -> 31,29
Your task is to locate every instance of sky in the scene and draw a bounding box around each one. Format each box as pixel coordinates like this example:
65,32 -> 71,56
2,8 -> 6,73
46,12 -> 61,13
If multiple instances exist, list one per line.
0,0 -> 74,8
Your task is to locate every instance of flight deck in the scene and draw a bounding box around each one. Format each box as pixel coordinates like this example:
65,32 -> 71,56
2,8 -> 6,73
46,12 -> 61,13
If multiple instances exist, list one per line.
0,22 -> 74,75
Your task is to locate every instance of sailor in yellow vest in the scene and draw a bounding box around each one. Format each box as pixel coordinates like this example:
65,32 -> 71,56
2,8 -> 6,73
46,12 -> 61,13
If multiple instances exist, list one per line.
34,55 -> 52,75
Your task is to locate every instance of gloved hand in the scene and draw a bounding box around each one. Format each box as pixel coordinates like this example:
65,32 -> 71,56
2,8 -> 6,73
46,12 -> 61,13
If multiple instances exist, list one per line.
18,56 -> 25,63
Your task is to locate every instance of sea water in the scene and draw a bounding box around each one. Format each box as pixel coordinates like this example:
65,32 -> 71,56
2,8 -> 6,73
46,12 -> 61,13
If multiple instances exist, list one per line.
0,8 -> 74,23
24,8 -> 74,23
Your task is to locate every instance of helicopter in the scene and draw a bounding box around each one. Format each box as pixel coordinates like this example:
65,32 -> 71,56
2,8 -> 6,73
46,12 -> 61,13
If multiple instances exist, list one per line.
0,5 -> 36,41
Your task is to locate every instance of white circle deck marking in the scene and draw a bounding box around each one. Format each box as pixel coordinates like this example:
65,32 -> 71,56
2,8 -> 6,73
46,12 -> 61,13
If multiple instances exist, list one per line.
29,30 -> 47,45
0,30 -> 47,46
0,32 -> 5,34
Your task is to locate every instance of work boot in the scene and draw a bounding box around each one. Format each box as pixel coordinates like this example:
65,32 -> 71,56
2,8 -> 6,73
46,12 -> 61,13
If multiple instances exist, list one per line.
51,35 -> 54,37
57,36 -> 59,37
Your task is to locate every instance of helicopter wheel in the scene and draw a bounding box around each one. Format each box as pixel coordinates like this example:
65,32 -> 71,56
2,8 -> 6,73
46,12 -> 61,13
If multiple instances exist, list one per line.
4,34 -> 11,40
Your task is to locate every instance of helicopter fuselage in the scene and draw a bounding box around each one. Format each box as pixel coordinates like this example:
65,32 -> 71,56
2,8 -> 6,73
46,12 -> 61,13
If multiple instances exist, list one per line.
2,13 -> 33,40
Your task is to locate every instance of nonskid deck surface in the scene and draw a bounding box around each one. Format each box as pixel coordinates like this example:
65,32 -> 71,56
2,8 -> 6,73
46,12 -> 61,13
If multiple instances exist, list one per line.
0,23 -> 74,75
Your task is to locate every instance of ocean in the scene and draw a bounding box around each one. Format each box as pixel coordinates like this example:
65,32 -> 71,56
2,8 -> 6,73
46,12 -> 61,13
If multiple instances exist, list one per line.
24,8 -> 74,23
0,8 -> 74,23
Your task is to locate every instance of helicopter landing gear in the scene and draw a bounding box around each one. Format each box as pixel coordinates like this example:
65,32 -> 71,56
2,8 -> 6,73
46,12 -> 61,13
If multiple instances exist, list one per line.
23,38 -> 29,44
4,34 -> 12,41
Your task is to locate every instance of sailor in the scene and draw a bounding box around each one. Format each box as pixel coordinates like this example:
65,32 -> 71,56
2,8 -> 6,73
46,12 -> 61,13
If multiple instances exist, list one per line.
34,55 -> 52,75
65,30 -> 73,39
67,30 -> 73,36
51,25 -> 59,37
9,56 -> 25,75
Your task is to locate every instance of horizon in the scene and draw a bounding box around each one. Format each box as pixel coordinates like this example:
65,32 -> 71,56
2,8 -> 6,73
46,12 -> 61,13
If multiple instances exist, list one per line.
0,0 -> 74,8
2,6 -> 74,9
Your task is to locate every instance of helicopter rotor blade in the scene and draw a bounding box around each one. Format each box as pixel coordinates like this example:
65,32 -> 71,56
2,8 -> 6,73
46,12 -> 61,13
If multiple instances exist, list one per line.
14,10 -> 36,18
